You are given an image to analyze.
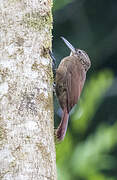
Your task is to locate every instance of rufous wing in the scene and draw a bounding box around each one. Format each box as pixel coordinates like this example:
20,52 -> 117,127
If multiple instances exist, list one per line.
66,61 -> 86,112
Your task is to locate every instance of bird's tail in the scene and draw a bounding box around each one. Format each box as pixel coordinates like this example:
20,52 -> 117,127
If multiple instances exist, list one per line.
56,107 -> 69,142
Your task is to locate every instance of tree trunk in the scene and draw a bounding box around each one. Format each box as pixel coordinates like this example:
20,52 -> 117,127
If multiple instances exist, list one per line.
0,0 -> 57,179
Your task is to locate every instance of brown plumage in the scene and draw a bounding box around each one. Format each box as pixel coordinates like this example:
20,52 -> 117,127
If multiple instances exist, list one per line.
55,37 -> 91,141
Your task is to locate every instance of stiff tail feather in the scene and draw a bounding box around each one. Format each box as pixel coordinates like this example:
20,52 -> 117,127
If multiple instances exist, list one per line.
56,107 -> 69,141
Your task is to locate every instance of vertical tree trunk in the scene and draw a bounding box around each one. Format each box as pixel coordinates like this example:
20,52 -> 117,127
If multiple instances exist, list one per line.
0,0 -> 57,179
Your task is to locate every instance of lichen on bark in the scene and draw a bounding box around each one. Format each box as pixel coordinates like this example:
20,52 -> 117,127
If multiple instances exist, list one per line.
0,0 -> 56,179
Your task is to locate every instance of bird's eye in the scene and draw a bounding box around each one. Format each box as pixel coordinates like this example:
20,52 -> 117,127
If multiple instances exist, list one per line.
78,50 -> 82,54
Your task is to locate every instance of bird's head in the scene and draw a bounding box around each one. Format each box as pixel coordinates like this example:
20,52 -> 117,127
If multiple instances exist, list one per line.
61,37 -> 91,71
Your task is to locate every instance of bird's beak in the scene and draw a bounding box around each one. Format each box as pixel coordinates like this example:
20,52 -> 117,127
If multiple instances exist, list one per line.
61,37 -> 76,53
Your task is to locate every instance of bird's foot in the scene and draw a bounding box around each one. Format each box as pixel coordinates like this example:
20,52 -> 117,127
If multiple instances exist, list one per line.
53,82 -> 56,95
49,49 -> 57,79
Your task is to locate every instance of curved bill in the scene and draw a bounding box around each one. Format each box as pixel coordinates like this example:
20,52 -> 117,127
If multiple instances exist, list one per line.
61,36 -> 76,53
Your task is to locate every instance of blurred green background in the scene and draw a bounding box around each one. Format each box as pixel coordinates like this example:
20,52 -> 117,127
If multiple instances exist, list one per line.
52,0 -> 117,179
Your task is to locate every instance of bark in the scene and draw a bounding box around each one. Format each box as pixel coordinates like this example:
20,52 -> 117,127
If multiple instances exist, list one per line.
0,0 -> 57,180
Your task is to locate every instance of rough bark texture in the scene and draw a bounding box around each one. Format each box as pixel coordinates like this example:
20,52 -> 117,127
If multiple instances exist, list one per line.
0,0 -> 57,179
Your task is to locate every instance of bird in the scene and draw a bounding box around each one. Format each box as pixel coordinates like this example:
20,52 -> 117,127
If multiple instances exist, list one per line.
49,37 -> 91,141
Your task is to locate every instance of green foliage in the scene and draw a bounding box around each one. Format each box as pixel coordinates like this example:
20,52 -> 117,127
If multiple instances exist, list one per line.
53,0 -> 117,179
53,0 -> 73,11
71,70 -> 113,134
71,123 -> 117,179
56,70 -> 116,180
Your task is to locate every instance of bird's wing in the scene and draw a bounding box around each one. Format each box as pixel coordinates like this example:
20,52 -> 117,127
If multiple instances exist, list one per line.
66,61 -> 85,112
